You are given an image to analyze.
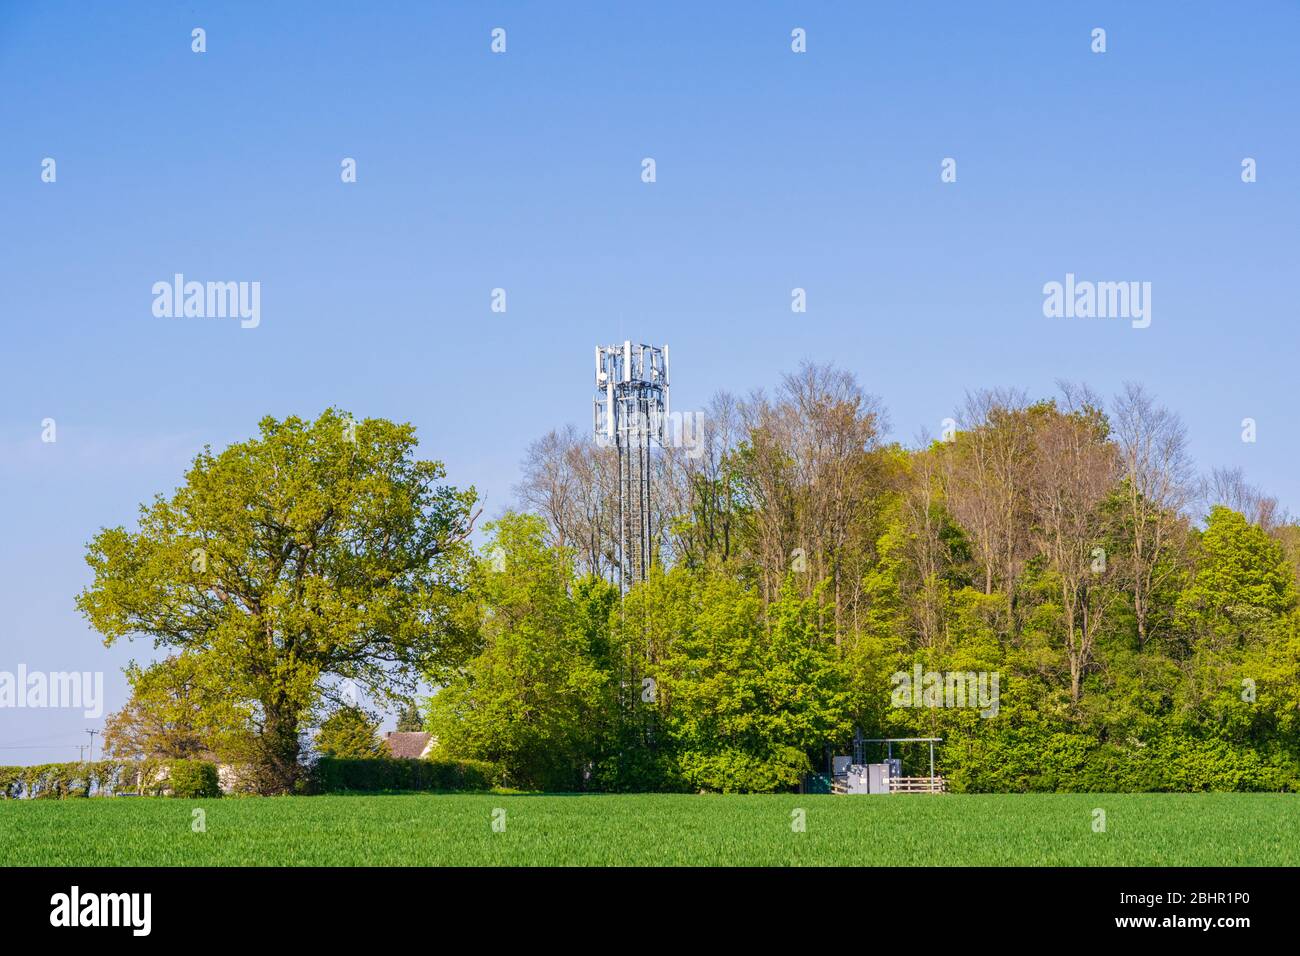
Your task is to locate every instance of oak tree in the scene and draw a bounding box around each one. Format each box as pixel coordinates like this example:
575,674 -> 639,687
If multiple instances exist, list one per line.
77,409 -> 478,793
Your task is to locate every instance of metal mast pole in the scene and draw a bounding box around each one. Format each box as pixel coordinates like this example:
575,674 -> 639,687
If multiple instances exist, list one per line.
594,342 -> 668,591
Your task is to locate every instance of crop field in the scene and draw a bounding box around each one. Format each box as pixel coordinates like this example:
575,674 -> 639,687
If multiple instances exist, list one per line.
2,792 -> 1296,866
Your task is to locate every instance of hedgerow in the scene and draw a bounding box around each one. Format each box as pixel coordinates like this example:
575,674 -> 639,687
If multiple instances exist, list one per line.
310,756 -> 501,793
0,759 -> 221,798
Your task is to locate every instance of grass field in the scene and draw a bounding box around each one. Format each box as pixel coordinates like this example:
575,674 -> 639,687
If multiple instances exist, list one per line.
2,793 -> 1295,866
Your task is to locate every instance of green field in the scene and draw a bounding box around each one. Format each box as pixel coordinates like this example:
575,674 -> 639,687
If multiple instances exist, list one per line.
2,793 -> 1295,866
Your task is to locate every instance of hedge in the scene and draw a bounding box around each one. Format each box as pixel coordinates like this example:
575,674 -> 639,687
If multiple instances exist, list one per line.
942,726 -> 1300,793
0,759 -> 221,798
2,757 -> 495,797
0,761 -> 133,799
311,756 -> 501,793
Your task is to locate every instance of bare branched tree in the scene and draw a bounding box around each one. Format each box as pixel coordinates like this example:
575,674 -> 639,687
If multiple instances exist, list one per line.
1203,466 -> 1287,532
515,425 -> 618,577
660,391 -> 742,567
1111,383 -> 1195,649
1028,384 -> 1120,702
944,388 -> 1033,630
737,363 -> 887,633
899,443 -> 952,648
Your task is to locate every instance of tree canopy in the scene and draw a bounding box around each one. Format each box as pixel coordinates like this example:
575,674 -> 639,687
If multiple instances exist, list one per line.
463,372 -> 1300,793
82,377 -> 1300,795
79,409 -> 477,792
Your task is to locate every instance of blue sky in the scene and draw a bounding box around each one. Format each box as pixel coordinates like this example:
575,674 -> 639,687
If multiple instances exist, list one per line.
2,1 -> 1297,762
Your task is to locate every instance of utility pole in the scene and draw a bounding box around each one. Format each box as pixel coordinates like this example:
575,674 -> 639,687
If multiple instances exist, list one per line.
85,728 -> 99,762
77,745 -> 87,762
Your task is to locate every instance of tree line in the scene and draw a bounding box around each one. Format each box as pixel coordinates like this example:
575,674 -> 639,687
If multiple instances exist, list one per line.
80,370 -> 1300,793
453,365 -> 1300,791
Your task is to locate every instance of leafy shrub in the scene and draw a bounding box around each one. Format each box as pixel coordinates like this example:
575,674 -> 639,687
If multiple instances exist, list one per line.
677,747 -> 810,794
165,759 -> 221,798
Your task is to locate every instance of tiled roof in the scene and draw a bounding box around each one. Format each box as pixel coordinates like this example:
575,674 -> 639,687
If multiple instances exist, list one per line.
383,732 -> 431,759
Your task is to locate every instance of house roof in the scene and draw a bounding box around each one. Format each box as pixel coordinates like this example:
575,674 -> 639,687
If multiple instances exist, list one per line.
383,732 -> 432,759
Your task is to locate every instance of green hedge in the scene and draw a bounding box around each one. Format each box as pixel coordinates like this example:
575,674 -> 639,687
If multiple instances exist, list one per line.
2,758 -> 494,797
0,760 -> 221,798
0,761 -> 134,798
312,756 -> 501,793
943,727 -> 1299,793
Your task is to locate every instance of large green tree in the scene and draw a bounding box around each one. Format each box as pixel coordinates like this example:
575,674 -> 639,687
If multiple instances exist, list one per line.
618,567 -> 852,793
77,409 -> 478,793
1176,505 -> 1298,646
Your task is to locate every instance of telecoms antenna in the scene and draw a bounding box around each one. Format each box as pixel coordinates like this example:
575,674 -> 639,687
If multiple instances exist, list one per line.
594,341 -> 669,590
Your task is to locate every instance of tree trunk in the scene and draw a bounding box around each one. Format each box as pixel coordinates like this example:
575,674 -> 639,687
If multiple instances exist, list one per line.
1135,594 -> 1148,651
257,702 -> 303,795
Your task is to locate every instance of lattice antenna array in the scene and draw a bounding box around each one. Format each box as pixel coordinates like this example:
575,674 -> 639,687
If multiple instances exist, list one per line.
594,341 -> 670,590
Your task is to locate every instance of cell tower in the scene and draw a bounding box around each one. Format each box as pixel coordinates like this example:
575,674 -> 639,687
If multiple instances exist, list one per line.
594,341 -> 669,590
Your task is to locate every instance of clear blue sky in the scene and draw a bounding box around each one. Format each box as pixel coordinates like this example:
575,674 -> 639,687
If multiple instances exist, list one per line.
2,1 -> 1296,763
